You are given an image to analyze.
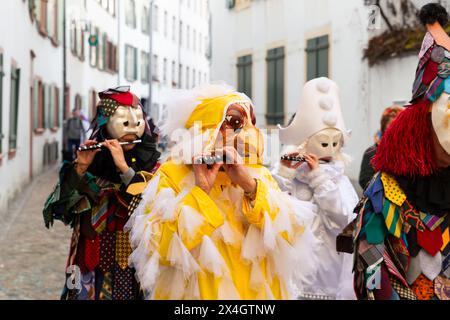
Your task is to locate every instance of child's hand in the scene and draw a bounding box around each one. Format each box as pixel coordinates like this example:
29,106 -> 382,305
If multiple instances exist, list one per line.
305,154 -> 319,170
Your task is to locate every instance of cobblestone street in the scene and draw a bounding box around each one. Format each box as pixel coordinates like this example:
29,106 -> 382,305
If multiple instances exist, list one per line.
0,167 -> 71,300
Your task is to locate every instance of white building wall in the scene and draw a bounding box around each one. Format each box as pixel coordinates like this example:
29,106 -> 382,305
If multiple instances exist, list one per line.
67,0 -> 119,124
0,0 -> 211,212
119,0 -> 211,124
210,0 -> 419,183
0,0 -> 63,212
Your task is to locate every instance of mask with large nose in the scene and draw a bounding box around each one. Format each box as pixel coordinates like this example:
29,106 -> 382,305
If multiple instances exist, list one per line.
106,105 -> 146,141
432,92 -> 450,157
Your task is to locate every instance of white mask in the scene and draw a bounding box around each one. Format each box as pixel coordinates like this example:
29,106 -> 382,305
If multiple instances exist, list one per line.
302,128 -> 343,160
106,105 -> 145,140
432,92 -> 450,155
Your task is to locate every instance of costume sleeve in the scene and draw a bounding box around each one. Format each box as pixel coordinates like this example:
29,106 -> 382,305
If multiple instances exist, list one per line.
307,167 -> 349,234
43,162 -> 101,228
359,147 -> 376,190
125,169 -> 226,295
240,166 -> 318,293
271,163 -> 297,195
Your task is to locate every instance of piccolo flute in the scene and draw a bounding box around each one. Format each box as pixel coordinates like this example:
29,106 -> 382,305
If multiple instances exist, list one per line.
78,140 -> 142,152
281,155 -> 306,162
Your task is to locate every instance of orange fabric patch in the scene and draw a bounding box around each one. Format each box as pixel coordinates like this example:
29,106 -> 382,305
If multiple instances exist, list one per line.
411,274 -> 435,300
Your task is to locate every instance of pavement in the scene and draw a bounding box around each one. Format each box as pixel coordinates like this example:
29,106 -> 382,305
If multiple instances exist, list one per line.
0,166 -> 71,300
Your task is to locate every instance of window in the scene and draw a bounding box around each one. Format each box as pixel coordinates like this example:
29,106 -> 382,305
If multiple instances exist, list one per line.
164,11 -> 168,37
142,6 -> 150,34
9,63 -> 21,151
47,0 -> 60,44
192,68 -> 196,87
126,0 -> 136,28
107,0 -> 116,16
306,35 -> 329,81
141,51 -> 149,83
64,85 -> 70,120
70,20 -> 77,54
179,21 -> 183,46
266,47 -> 285,125
28,0 -> 36,21
0,53 -> 3,154
178,63 -> 183,88
172,16 -> 177,42
44,84 -> 52,129
125,45 -> 138,81
89,90 -> 98,121
105,39 -> 118,73
163,58 -> 167,84
37,0 -> 48,36
33,79 -> 43,131
187,25 -> 190,49
193,29 -> 197,51
31,80 -> 37,134
98,33 -> 106,70
152,5 -> 159,32
198,70 -> 202,85
89,27 -> 100,67
47,85 -> 60,129
186,66 -> 190,89
172,61 -> 176,86
152,54 -> 159,81
237,54 -> 252,98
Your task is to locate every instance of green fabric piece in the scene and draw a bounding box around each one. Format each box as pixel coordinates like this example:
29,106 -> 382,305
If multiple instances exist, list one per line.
43,162 -> 99,228
365,212 -> 387,245
428,79 -> 445,102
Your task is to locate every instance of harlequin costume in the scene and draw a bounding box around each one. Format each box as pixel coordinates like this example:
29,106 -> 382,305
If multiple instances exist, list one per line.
349,4 -> 450,300
43,87 -> 161,300
273,77 -> 358,300
125,84 -> 316,300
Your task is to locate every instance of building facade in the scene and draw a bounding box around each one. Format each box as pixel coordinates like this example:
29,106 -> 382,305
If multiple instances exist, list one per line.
210,0 -> 426,183
0,0 -> 64,212
118,0 -> 211,124
0,0 -> 211,213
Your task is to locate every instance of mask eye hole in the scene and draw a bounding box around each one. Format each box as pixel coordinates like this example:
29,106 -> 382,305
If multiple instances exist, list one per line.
321,143 -> 329,148
137,121 -> 141,126
333,142 -> 338,147
124,121 -> 129,127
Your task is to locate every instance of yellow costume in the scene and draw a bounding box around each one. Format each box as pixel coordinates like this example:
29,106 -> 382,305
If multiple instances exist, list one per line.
126,85 -> 315,300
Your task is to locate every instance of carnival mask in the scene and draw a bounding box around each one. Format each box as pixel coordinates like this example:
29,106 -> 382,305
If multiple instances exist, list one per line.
432,92 -> 450,156
301,128 -> 343,160
210,102 -> 262,164
106,105 -> 146,141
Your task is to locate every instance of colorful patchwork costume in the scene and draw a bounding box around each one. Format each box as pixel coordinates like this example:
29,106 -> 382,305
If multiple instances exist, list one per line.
43,87 -> 160,300
349,4 -> 450,300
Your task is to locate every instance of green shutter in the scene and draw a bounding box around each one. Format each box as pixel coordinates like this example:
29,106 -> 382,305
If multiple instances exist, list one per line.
33,79 -> 39,130
9,67 -> 20,150
306,35 -> 329,80
266,47 -> 284,125
237,55 -> 252,98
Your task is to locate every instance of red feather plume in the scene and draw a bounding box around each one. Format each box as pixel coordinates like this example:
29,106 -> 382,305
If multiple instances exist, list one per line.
372,99 -> 437,177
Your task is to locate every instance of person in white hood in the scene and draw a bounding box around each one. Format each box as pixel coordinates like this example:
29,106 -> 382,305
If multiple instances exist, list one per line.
272,77 -> 358,300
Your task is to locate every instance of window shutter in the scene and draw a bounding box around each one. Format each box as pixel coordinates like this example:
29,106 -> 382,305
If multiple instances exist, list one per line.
33,79 -> 39,130
266,47 -> 284,125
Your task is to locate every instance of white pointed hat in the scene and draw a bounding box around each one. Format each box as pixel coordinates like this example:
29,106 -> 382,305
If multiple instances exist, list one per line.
278,77 -> 350,146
